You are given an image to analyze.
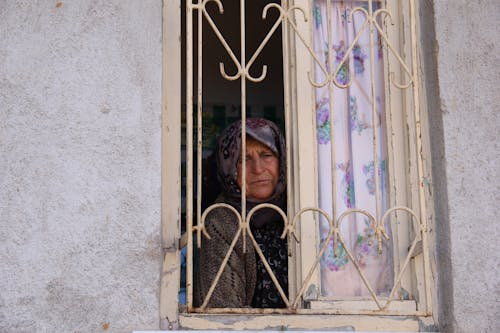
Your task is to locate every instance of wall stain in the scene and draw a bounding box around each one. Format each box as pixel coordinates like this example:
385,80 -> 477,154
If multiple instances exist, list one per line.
100,105 -> 111,114
144,234 -> 161,262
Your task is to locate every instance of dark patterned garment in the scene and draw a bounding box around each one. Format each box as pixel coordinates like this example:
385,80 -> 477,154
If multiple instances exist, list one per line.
251,219 -> 288,308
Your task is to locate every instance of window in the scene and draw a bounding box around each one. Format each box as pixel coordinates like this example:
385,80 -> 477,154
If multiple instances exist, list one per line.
161,0 -> 435,330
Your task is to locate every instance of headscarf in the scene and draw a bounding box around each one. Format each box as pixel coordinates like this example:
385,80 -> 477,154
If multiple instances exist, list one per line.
215,118 -> 287,226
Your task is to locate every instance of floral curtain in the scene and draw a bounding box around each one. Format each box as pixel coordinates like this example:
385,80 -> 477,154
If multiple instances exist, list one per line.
313,0 -> 393,297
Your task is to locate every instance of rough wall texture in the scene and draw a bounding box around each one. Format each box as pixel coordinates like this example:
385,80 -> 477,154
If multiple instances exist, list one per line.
431,0 -> 500,332
1,0 -> 499,332
0,1 -> 162,332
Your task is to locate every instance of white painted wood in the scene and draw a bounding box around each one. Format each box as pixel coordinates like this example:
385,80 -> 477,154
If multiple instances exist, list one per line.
160,0 -> 182,328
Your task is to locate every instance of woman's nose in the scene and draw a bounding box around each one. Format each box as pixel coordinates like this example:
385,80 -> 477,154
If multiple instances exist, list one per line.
249,158 -> 264,173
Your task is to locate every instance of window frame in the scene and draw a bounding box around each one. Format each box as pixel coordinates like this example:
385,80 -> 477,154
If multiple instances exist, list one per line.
160,0 -> 182,329
290,0 -> 432,315
160,0 -> 437,330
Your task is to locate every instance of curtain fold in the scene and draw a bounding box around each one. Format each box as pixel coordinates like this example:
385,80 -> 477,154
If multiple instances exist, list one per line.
313,0 -> 393,297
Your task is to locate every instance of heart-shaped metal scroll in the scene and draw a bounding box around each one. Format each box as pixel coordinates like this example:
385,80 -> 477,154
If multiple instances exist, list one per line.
291,206 -> 423,312
196,202 -> 296,310
196,202 -> 243,309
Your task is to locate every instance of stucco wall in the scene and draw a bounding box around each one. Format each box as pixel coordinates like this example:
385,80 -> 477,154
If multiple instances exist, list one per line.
430,0 -> 499,332
0,1 -> 162,332
1,0 -> 499,333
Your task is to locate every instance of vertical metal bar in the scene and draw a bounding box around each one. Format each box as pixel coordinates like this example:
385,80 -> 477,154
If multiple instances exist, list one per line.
326,0 -> 339,257
282,0 -> 291,230
281,0 -> 295,301
409,0 -> 432,314
196,0 -> 204,252
368,0 -> 383,252
240,0 -> 247,224
382,0 -> 402,291
185,0 -> 194,311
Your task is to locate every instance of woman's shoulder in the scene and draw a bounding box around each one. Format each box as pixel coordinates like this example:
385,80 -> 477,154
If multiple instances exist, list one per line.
203,205 -> 242,236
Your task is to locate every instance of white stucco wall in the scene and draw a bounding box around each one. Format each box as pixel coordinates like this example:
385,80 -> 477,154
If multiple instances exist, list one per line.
0,1 -> 162,332
430,0 -> 499,332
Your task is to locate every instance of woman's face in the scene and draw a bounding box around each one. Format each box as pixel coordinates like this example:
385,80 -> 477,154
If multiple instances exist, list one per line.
237,137 -> 279,200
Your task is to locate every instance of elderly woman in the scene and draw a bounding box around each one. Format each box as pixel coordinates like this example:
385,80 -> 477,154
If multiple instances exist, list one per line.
195,118 -> 288,308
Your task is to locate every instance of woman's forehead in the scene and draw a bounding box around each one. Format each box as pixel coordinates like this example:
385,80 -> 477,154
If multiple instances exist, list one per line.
245,137 -> 274,152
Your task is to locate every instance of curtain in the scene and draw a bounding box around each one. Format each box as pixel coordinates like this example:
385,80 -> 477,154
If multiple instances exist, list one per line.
313,0 -> 393,297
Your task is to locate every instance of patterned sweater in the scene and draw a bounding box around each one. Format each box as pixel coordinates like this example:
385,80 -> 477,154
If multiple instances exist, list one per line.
194,207 -> 288,308
195,208 -> 256,307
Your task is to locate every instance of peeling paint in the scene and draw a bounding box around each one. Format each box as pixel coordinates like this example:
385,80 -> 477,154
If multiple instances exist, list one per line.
179,314 -> 419,331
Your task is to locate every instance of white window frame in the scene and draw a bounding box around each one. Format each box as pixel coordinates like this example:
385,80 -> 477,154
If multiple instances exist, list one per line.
291,0 -> 433,316
160,0 -> 437,330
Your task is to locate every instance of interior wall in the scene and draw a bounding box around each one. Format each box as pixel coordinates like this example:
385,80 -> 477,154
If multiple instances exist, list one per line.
0,1 -> 162,332
200,0 -> 284,107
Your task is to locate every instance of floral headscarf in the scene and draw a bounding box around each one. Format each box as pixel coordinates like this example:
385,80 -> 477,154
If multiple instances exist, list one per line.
216,118 -> 286,206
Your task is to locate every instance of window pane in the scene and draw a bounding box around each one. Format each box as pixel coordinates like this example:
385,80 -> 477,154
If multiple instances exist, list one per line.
313,0 -> 393,297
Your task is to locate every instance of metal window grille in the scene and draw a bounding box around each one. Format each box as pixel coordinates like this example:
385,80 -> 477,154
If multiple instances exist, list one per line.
184,0 -> 432,316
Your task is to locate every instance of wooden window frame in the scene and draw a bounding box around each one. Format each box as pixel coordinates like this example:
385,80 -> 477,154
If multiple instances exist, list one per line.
291,0 -> 433,315
160,0 -> 437,331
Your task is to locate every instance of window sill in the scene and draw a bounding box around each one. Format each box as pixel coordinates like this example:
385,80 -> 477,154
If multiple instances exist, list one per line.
175,313 -> 435,331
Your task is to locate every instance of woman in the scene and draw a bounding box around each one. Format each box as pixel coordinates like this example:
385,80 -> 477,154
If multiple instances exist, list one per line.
195,118 -> 288,308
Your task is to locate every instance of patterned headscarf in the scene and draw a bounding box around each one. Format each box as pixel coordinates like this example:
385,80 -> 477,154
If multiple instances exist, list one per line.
216,118 -> 286,209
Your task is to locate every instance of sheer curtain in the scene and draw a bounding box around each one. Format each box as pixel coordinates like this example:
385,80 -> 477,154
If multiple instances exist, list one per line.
313,0 -> 393,297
